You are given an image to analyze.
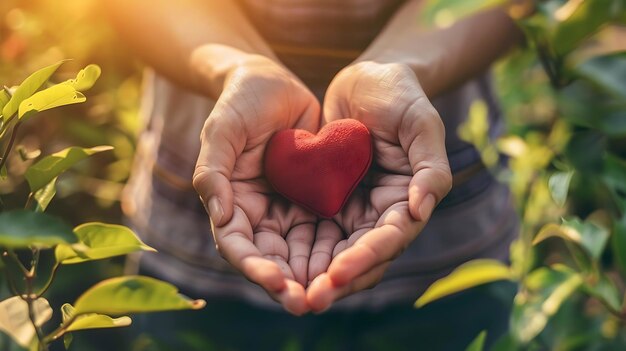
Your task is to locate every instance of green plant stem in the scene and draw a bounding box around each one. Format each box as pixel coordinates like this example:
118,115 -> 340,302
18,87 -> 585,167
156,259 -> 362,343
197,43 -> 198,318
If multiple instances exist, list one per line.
0,120 -> 21,171
6,248 -> 49,350
0,118 -> 14,140
43,315 -> 76,345
6,248 -> 29,276
35,263 -> 60,298
30,247 -> 40,275
23,255 -> 48,351
0,112 -> 17,139
592,285 -> 626,320
25,192 -> 35,210
1,251 -> 22,296
0,87 -> 15,139
601,299 -> 626,320
26,295 -> 48,351
535,42 -> 561,89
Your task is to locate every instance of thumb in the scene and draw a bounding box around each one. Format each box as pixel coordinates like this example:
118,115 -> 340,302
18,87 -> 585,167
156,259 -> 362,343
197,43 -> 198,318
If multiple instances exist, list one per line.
321,82 -> 351,125
405,111 -> 452,222
408,166 -> 451,222
193,111 -> 241,227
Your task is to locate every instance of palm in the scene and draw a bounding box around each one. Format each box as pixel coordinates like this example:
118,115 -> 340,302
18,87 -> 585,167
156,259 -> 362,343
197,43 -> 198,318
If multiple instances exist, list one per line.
306,62 -> 452,311
310,139 -> 411,270
194,60 -> 321,314
307,119 -> 420,290
230,175 -> 316,287
331,151 -> 413,256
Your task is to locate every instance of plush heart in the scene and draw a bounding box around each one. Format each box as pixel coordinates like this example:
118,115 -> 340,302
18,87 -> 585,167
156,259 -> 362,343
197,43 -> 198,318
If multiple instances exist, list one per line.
264,119 -> 372,218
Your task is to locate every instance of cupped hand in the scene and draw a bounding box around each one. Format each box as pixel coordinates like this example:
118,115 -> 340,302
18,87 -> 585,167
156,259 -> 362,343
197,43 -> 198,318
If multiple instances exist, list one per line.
306,61 -> 453,312
192,55 -> 321,315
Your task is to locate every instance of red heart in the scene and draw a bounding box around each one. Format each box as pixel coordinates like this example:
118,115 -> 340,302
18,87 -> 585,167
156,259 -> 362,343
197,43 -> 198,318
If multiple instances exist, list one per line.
264,119 -> 372,218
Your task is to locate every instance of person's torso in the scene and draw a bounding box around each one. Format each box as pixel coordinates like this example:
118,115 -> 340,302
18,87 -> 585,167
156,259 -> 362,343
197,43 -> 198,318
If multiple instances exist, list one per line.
237,0 -> 407,90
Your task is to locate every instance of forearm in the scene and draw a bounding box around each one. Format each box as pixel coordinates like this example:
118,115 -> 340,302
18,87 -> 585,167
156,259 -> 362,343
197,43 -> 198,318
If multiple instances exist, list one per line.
357,1 -> 525,98
106,0 -> 278,99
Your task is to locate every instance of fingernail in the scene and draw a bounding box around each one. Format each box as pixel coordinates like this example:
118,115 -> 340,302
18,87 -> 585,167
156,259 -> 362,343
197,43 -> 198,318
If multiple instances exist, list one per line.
419,194 -> 436,221
208,196 -> 224,226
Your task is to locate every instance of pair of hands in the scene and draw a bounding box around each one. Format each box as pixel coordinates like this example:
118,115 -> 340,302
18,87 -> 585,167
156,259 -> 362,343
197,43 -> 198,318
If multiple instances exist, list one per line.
192,55 -> 452,315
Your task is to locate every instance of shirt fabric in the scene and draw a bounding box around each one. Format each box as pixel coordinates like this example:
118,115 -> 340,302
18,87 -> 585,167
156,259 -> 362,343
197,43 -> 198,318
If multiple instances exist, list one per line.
123,0 -> 519,311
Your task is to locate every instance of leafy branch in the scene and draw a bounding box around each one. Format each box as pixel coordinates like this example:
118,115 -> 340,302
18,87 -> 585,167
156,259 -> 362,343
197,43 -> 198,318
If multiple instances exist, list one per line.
0,61 -> 204,351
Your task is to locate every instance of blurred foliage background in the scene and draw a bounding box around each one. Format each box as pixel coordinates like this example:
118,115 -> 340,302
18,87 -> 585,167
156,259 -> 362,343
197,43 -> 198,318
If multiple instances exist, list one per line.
1,1 -> 142,350
1,0 -> 626,350
0,0 -> 140,224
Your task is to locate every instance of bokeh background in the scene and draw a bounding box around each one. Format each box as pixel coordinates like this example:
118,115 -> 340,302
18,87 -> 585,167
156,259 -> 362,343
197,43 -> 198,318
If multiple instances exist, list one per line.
1,0 -> 626,350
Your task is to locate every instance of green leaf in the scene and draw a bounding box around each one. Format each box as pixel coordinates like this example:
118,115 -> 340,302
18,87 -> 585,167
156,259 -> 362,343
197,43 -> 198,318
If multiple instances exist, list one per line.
415,259 -> 514,307
0,210 -> 76,248
67,314 -> 131,332
56,222 -> 155,264
18,84 -> 86,121
458,100 -> 489,147
63,333 -> 73,350
565,131 -> 606,173
24,145 -> 113,193
73,276 -> 206,316
490,333 -> 520,351
559,81 -> 626,137
552,0 -> 616,57
33,177 -> 57,212
612,214 -> 626,275
563,218 -> 610,260
0,297 -> 52,348
64,64 -> 101,91
61,303 -> 131,333
548,171 -> 574,207
603,153 -> 626,201
583,274 -> 621,313
509,238 -> 534,278
2,60 -> 68,121
576,52 -> 626,100
465,330 -> 487,351
61,303 -> 73,323
17,146 -> 42,161
533,218 -> 610,261
511,265 -> 583,343
0,89 -> 10,117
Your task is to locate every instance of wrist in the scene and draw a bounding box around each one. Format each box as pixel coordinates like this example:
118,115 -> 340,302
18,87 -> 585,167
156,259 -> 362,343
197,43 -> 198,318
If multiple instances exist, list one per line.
190,44 -> 280,99
351,53 -> 436,98
340,60 -> 428,94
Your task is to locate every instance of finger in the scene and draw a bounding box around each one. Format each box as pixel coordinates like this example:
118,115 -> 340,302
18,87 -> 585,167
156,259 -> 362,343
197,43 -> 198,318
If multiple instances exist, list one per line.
408,167 -> 450,221
285,223 -> 315,286
327,203 -> 423,286
308,220 -> 343,285
330,227 -> 369,263
271,279 -> 310,316
321,86 -> 350,125
291,95 -> 322,133
254,231 -> 295,281
400,105 -> 452,222
307,263 -> 389,313
193,106 -> 245,227
213,206 -> 286,293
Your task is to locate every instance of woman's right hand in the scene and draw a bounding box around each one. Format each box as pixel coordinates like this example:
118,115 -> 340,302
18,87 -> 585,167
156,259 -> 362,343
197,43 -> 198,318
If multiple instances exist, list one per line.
192,54 -> 321,315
